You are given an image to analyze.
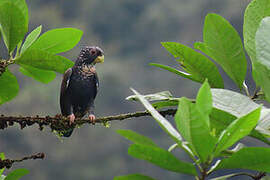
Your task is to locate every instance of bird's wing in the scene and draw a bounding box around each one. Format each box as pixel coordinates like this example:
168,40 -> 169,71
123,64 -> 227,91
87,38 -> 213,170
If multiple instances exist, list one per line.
60,68 -> 73,116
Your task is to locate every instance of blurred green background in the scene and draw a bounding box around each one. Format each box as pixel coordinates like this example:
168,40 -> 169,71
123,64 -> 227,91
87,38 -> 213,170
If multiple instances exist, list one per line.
0,0 -> 252,179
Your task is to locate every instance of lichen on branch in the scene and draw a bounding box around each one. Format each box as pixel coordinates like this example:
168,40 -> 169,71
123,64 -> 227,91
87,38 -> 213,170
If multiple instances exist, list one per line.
0,109 -> 177,131
0,59 -> 14,76
0,152 -> 45,169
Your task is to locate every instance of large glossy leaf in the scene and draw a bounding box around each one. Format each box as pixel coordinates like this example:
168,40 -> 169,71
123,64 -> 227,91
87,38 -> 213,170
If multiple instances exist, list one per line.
210,108 -> 270,145
114,174 -> 155,180
216,147 -> 270,172
254,17 -> 270,102
244,0 -> 270,61
0,0 -> 29,23
196,13 -> 247,89
214,107 -> 261,156
211,88 -> 270,138
16,48 -> 74,74
0,2 -> 28,53
19,65 -> 56,84
130,88 -> 183,144
30,28 -> 83,54
244,0 -> 270,102
211,89 -> 259,117
116,129 -> 157,147
5,169 -> 29,180
0,69 -> 19,105
175,97 -> 216,162
128,144 -> 197,175
161,42 -> 224,88
20,25 -> 42,54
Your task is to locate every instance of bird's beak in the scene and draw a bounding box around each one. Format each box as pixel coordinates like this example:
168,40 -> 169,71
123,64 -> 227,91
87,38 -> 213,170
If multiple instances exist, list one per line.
94,55 -> 104,64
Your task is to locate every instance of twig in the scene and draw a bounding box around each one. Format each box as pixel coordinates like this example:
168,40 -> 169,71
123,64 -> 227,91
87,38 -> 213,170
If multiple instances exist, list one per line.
0,59 -> 14,76
0,152 -> 45,169
0,109 -> 177,131
253,172 -> 266,180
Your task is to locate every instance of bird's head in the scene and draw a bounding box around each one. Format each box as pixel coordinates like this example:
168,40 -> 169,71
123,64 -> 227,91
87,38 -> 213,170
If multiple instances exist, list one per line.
76,46 -> 104,66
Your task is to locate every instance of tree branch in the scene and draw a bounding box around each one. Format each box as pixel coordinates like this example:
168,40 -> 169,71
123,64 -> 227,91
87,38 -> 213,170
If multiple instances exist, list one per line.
0,109 -> 177,131
0,152 -> 45,169
0,59 -> 14,76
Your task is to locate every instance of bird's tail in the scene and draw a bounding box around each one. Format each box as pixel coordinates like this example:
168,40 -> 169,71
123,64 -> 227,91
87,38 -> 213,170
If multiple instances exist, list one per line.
54,128 -> 74,138
62,128 -> 74,137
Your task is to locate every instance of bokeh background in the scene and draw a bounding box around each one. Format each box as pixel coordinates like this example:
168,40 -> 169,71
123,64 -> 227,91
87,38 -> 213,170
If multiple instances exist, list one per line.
0,0 -> 258,179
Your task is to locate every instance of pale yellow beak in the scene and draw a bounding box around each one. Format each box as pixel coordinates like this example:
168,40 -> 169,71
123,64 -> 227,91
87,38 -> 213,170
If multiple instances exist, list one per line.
94,55 -> 104,64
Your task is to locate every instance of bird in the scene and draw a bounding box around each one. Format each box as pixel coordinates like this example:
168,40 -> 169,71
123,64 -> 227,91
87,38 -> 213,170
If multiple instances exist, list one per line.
59,46 -> 104,137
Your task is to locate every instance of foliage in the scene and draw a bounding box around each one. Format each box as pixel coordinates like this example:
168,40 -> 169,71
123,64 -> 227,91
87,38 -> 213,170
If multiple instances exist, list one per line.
117,0 -> 270,179
0,0 -> 82,178
0,0 -> 82,105
1,0 -> 270,179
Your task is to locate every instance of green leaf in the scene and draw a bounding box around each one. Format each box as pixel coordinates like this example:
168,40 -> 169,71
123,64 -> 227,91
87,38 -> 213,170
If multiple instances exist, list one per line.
126,91 -> 173,102
0,2 -> 28,53
20,25 -> 42,55
149,63 -> 195,81
211,89 -> 259,118
254,17 -> 270,102
196,80 -> 212,119
130,88 -> 183,145
210,108 -> 270,145
114,174 -> 155,180
198,13 -> 247,89
5,168 -> 29,180
175,97 -> 216,162
243,0 -> 270,102
161,42 -> 224,88
244,0 -> 270,62
30,28 -> 83,54
210,108 -> 238,137
216,147 -> 270,172
116,129 -> 157,147
214,107 -> 261,156
0,0 -> 29,23
16,48 -> 74,74
19,64 -> 56,84
0,153 -> 5,176
152,100 -> 179,109
211,89 -> 270,138
128,144 -> 197,175
0,69 -> 19,105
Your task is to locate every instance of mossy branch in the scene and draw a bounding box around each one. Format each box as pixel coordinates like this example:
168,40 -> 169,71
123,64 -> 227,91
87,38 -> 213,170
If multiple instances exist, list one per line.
0,109 -> 177,131
0,152 -> 45,169
0,59 -> 14,76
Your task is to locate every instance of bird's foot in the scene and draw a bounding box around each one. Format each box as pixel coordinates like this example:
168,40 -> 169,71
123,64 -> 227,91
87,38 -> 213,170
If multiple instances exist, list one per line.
88,114 -> 96,125
68,114 -> 75,125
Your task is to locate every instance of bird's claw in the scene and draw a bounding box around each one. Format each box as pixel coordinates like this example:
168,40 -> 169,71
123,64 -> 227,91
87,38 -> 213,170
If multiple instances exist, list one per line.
89,114 -> 96,125
68,114 -> 75,125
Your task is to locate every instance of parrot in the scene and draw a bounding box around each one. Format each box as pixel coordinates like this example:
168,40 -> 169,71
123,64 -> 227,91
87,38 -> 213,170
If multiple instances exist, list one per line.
59,46 -> 104,137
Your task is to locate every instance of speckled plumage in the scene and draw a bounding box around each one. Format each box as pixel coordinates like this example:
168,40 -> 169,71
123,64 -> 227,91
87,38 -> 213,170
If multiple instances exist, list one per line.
60,46 -> 104,137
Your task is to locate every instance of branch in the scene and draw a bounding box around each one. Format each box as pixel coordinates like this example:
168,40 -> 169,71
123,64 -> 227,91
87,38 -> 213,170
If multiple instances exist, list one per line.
0,59 -> 14,76
0,109 -> 177,131
0,152 -> 45,169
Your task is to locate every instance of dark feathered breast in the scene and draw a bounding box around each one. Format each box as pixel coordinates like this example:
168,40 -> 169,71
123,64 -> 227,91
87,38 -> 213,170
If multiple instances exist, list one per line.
60,66 -> 99,118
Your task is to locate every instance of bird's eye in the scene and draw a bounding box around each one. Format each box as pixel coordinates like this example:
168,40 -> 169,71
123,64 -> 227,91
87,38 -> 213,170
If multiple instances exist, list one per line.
90,49 -> 96,55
